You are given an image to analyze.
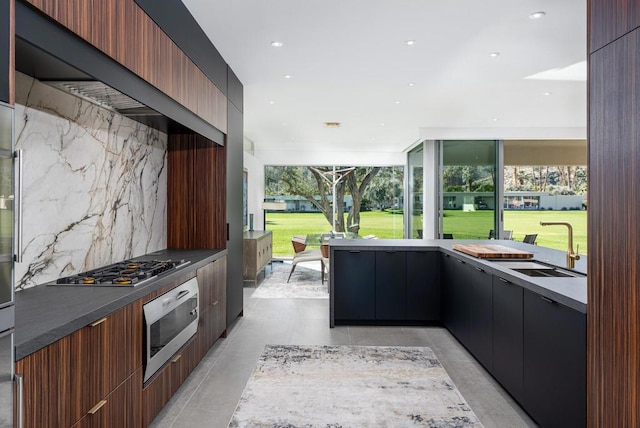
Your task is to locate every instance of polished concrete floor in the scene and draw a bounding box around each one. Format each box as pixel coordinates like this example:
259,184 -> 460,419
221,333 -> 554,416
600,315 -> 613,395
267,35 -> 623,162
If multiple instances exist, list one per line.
150,284 -> 537,428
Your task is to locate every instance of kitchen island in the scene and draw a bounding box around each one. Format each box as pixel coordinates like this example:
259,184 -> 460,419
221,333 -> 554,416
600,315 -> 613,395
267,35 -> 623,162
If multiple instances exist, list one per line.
329,239 -> 586,428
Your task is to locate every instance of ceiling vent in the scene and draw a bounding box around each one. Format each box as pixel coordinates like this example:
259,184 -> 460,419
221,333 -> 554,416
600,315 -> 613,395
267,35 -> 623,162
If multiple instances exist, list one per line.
45,81 -> 160,116
324,122 -> 341,128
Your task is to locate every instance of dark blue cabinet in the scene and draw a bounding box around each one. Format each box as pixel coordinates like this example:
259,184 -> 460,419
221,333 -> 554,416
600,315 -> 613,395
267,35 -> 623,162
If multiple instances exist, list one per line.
375,251 -> 407,320
333,250 -> 375,321
406,251 -> 439,321
523,289 -> 586,428
492,275 -> 523,403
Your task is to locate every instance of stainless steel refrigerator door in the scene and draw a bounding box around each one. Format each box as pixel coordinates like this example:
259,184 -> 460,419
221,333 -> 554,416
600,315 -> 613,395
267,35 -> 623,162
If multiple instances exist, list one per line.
0,102 -> 13,307
0,329 -> 13,427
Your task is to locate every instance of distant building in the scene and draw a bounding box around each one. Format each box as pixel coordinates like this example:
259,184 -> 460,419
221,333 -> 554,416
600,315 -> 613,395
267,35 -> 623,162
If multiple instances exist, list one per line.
443,191 -> 584,211
265,195 -> 354,212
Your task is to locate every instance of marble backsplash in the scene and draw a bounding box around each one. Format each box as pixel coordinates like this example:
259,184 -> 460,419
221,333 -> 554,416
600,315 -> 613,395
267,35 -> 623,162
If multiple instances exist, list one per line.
14,73 -> 167,289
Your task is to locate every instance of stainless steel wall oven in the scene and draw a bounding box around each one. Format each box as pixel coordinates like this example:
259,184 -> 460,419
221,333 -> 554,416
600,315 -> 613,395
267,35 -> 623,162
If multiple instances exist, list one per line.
143,277 -> 199,382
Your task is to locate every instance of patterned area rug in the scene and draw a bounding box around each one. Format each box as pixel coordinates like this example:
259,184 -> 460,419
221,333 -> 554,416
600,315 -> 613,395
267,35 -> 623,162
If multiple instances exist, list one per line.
228,345 -> 484,427
250,260 -> 328,299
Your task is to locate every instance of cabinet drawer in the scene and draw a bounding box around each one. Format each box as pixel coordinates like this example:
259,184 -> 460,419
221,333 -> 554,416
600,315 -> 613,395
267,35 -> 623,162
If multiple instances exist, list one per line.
70,302 -> 143,424
142,338 -> 197,426
71,368 -> 142,428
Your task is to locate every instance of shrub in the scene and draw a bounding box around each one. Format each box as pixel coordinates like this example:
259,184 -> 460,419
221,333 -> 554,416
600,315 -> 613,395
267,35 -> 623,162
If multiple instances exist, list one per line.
561,207 -> 568,211
539,207 -> 545,211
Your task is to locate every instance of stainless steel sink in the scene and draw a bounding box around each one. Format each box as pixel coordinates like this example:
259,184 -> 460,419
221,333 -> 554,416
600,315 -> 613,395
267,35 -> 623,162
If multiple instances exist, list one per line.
490,260 -> 586,278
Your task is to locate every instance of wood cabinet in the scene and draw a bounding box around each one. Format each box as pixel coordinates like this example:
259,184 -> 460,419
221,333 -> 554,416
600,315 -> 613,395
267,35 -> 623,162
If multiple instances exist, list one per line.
14,301 -> 142,428
523,289 -> 586,428
242,231 -> 272,285
15,258 -> 227,428
142,338 -> 197,427
492,275 -> 523,403
14,336 -> 71,428
71,368 -> 142,428
70,302 -> 142,424
196,257 -> 227,360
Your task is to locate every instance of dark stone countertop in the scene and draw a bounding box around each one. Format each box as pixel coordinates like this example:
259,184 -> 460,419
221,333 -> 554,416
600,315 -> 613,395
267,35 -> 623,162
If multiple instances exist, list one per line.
329,239 -> 587,314
14,248 -> 226,360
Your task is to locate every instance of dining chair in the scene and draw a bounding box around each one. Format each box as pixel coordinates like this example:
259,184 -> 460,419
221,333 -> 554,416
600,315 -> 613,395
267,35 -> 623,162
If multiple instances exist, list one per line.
523,234 -> 538,244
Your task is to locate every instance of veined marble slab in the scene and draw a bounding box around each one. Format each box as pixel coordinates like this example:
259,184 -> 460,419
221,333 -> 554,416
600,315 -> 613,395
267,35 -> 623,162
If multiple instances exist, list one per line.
14,73 -> 167,289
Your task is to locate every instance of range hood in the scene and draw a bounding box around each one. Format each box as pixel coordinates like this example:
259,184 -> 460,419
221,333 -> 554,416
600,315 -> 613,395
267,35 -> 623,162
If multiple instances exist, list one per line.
45,80 -> 161,117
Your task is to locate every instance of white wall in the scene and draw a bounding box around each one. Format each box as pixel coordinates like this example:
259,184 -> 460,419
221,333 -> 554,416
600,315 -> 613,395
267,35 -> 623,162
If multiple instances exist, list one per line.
253,149 -> 405,166
243,150 -> 265,230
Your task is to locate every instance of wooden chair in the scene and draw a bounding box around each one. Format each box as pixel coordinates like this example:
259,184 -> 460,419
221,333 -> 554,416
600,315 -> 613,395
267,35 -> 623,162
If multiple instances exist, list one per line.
523,234 -> 538,244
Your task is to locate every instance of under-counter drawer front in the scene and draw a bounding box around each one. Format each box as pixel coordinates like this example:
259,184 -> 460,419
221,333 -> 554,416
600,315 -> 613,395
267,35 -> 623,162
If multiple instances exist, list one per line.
70,302 -> 142,425
71,368 -> 142,428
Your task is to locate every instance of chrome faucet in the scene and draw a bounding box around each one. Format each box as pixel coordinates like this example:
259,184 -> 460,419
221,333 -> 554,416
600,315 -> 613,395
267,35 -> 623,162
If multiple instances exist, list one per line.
539,221 -> 580,268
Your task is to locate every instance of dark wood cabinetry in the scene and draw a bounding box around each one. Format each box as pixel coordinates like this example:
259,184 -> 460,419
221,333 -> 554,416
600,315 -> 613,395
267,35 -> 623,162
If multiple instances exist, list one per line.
492,275 -> 523,403
333,250 -> 375,322
523,289 -> 586,428
375,251 -> 407,320
70,302 -> 142,424
72,368 -> 142,428
15,259 -> 226,428
168,134 -> 226,250
196,257 -> 227,360
14,336 -> 71,428
142,338 -> 197,427
15,301 -> 142,428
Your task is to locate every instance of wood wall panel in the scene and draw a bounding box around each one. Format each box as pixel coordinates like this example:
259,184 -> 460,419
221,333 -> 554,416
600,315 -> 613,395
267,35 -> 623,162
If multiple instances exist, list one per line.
588,25 -> 640,428
167,133 -> 227,249
589,0 -> 640,53
22,0 -> 227,132
14,336 -> 71,428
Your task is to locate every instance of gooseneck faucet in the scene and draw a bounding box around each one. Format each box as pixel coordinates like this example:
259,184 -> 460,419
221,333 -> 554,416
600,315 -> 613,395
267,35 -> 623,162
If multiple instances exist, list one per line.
539,221 -> 580,268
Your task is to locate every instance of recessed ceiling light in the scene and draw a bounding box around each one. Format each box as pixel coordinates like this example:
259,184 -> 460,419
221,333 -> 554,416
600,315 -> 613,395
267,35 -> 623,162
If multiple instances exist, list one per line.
395,101 -> 401,104
489,52 -> 500,58
283,74 -> 292,79
492,118 -> 499,122
282,122 -> 287,126
271,41 -> 284,47
408,83 -> 415,87
543,92 -> 552,96
529,11 -> 546,20
405,40 -> 416,46
380,123 -> 385,126
269,101 -> 275,105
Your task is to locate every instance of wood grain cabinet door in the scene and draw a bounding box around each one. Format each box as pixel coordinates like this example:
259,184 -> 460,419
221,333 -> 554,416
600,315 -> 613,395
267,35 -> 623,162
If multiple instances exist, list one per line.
70,302 -> 142,424
14,337 -> 71,428
71,368 -> 142,428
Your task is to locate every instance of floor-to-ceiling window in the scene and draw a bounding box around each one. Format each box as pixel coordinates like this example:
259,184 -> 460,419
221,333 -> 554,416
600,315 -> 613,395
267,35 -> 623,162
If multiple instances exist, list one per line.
439,140 -> 500,239
407,145 -> 424,238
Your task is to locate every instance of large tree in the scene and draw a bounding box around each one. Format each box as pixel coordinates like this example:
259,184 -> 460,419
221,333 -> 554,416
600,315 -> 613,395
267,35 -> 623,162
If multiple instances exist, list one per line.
265,166 -> 381,233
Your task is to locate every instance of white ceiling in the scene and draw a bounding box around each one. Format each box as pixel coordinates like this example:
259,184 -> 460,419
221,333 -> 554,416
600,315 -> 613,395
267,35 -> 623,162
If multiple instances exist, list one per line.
182,0 -> 586,155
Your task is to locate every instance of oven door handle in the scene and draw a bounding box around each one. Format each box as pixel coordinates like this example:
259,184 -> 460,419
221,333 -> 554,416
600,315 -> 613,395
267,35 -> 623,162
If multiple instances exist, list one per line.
175,290 -> 190,300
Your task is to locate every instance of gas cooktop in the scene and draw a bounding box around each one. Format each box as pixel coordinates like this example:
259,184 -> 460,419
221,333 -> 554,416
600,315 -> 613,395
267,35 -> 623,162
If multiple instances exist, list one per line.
51,259 -> 191,287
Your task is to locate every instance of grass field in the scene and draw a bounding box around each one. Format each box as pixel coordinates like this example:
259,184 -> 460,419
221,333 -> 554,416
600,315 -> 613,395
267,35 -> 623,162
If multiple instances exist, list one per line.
265,210 -> 587,257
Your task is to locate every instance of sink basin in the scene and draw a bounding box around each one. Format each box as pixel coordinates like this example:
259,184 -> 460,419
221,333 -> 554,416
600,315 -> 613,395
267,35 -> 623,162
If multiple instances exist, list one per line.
490,260 -> 586,278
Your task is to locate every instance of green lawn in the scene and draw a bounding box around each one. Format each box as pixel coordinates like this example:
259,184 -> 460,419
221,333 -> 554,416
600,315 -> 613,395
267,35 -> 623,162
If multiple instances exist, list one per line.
265,210 -> 587,257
